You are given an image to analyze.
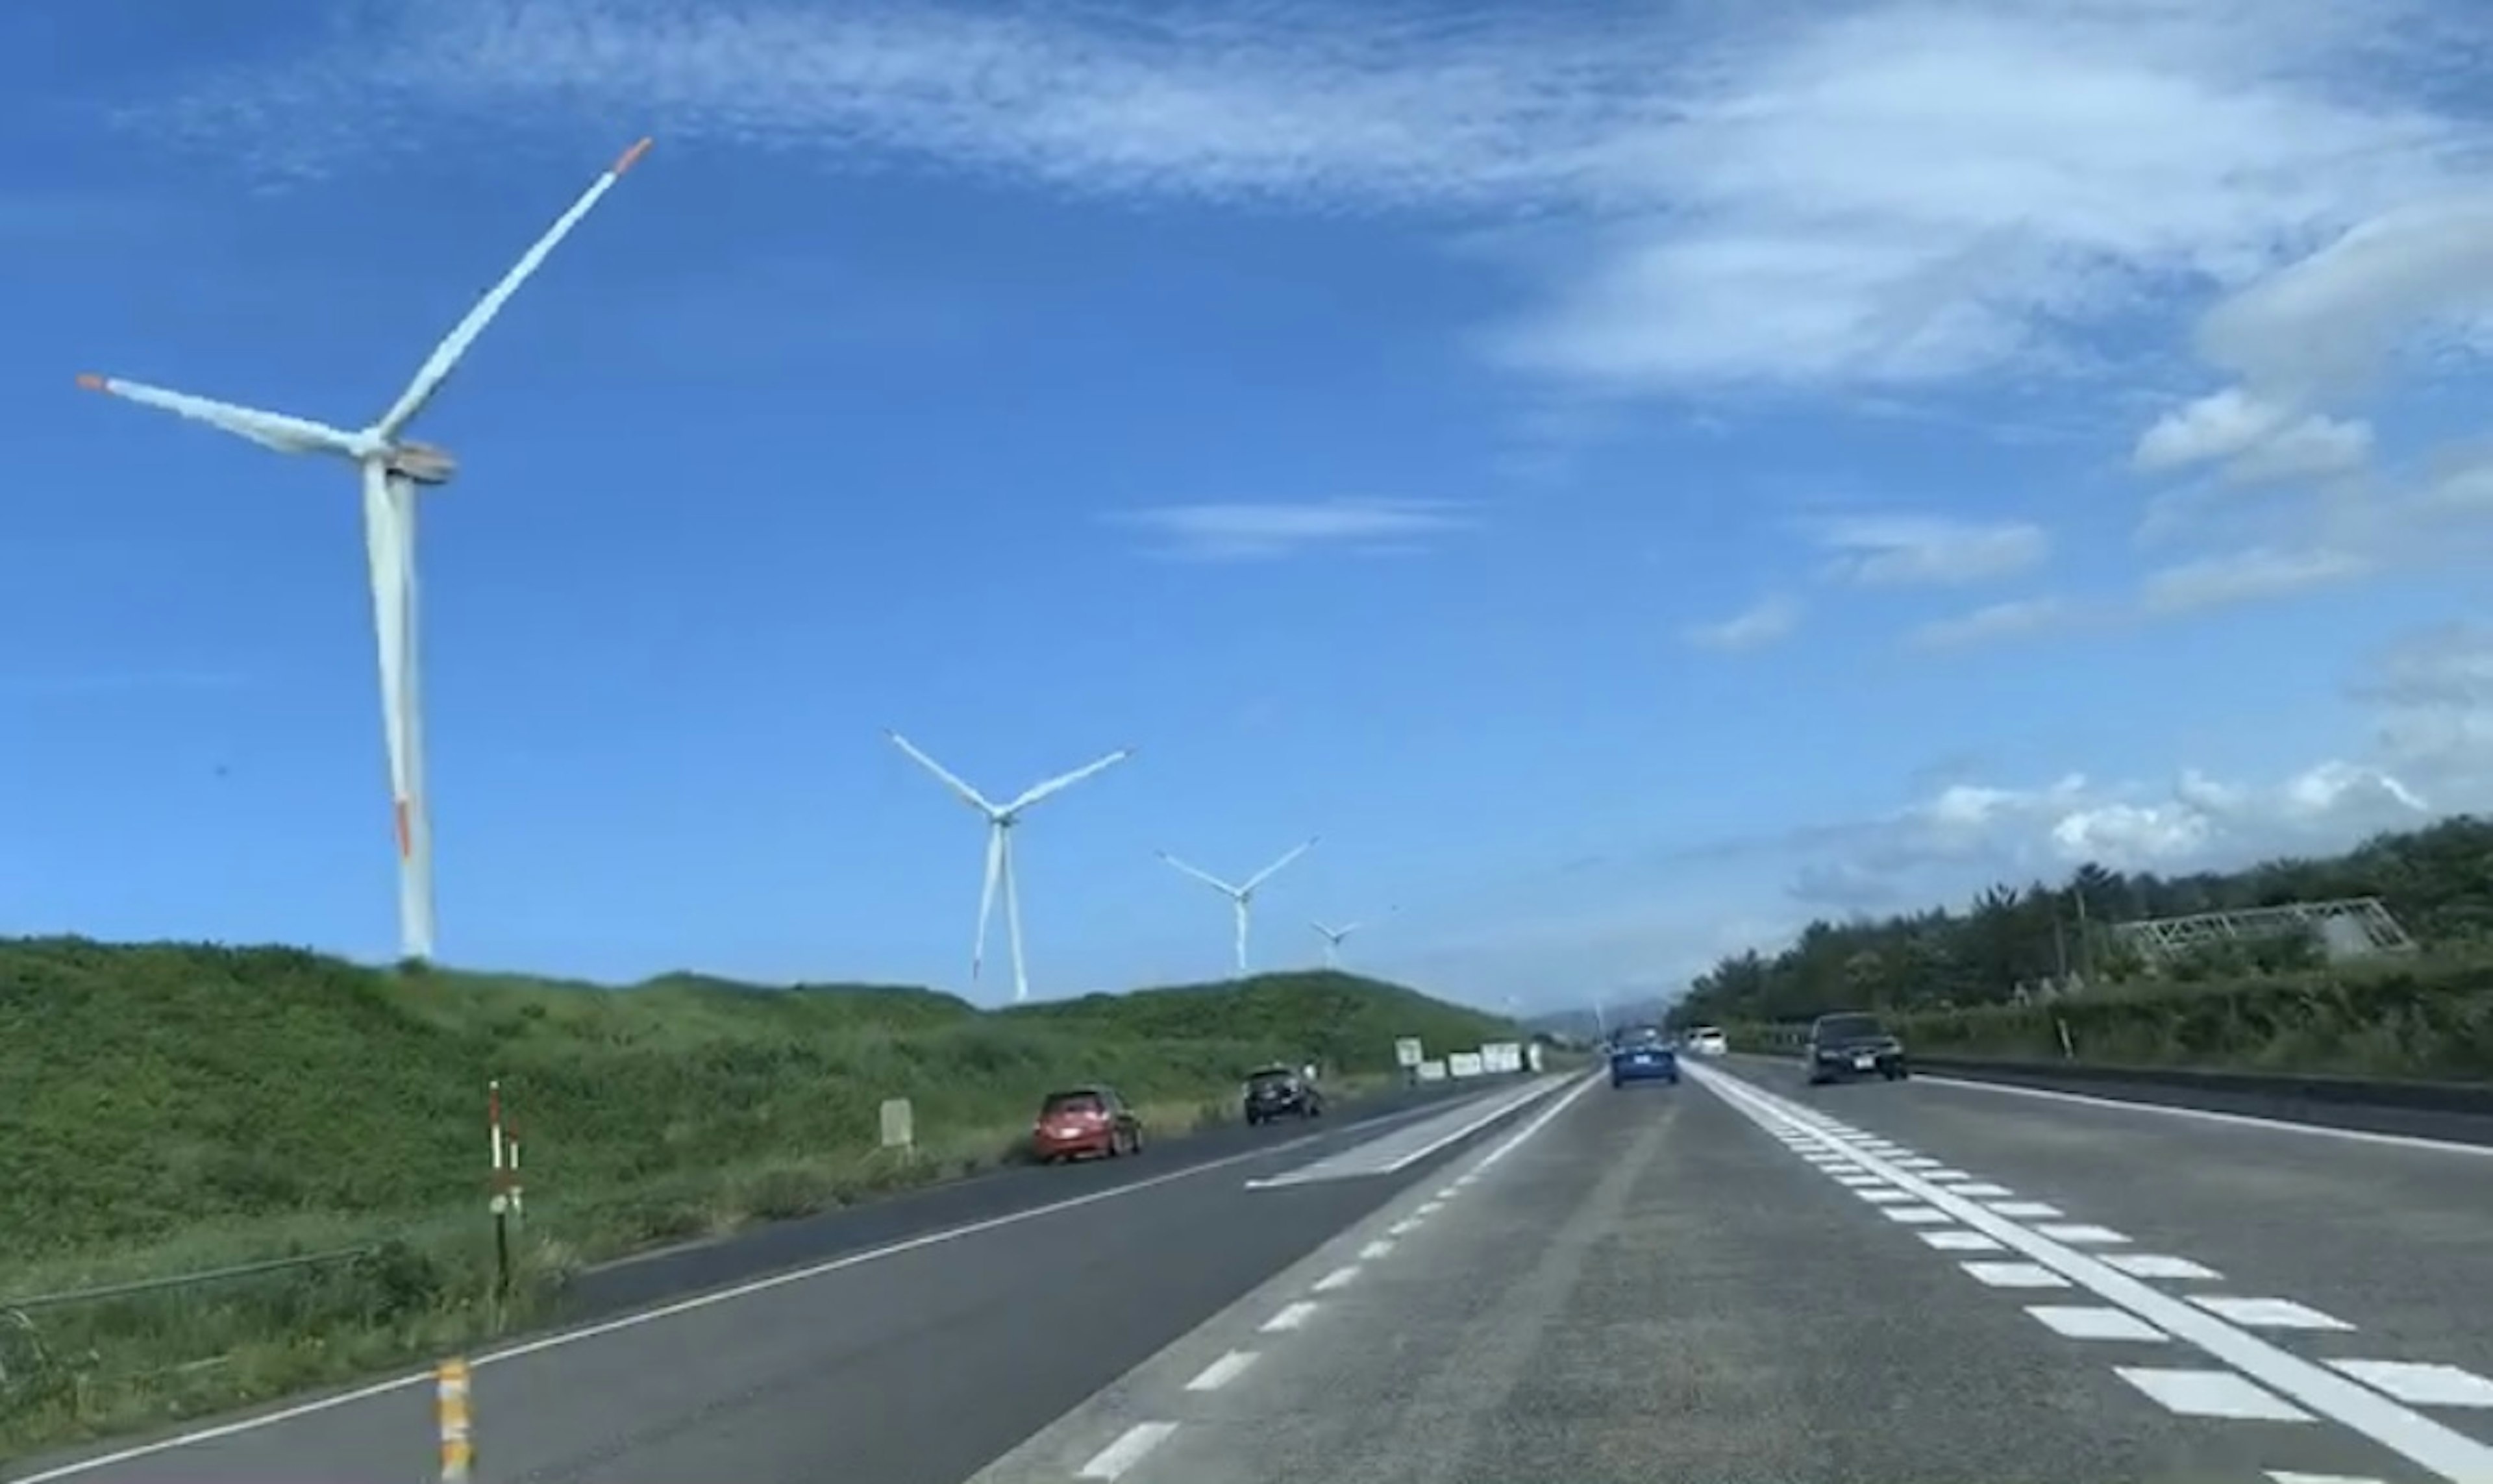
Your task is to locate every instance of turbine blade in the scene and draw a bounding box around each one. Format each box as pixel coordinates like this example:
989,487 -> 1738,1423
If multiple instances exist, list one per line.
1311,920 -> 1333,938
1243,836 -> 1318,893
972,823 -> 1004,982
374,137 -> 653,439
78,375 -> 361,457
1000,828 -> 1030,1004
1157,851 -> 1240,895
1339,921 -> 1363,937
1002,747 -> 1134,814
886,730 -> 999,814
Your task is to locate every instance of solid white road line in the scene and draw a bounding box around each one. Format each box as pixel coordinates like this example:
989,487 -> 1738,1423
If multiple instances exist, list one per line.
13,1101 -> 1435,1484
1079,1422 -> 1180,1479
1916,1074 -> 2493,1159
2326,1360 -> 2493,1408
1694,1065 -> 2493,1483
1185,1350 -> 1259,1392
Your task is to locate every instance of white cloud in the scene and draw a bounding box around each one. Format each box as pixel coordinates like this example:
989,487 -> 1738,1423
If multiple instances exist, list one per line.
1811,515 -> 2051,587
2138,545 -> 2372,613
108,0 -> 2492,403
2131,388 -> 2372,484
1906,596 -> 2070,649
1106,499 -> 1476,560
1683,595 -> 1803,653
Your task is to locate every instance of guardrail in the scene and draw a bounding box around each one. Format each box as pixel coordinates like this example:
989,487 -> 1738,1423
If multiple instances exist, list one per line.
1906,1054 -> 2493,1119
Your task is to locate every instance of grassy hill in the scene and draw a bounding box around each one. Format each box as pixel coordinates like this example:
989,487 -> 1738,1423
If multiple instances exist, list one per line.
0,938 -> 1515,1454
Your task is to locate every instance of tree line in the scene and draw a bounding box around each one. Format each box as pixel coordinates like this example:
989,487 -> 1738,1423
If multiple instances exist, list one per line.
1668,815 -> 2493,1028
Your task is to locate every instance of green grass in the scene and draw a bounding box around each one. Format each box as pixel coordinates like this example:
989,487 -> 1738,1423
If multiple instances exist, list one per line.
1724,952 -> 2493,1081
0,937 -> 1515,1458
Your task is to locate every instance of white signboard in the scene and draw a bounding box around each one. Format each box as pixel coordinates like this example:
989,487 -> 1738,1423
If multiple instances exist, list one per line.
1416,1059 -> 1448,1082
1479,1041 -> 1524,1074
1395,1037 -> 1424,1069
1526,1042 -> 1546,1072
878,1097 -> 915,1150
1448,1051 -> 1485,1079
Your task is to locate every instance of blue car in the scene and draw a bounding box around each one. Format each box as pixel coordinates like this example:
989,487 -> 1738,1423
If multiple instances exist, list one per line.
1608,1029 -> 1680,1088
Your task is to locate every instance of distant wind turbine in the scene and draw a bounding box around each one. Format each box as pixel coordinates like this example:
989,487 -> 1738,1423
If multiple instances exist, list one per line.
75,138 -> 656,964
886,730 -> 1132,1003
1311,919 -> 1362,969
1158,838 -> 1317,976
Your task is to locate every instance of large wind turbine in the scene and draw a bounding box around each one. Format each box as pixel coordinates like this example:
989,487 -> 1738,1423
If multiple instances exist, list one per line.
886,730 -> 1133,1003
1310,919 -> 1362,969
75,138 -> 656,965
1158,838 -> 1318,976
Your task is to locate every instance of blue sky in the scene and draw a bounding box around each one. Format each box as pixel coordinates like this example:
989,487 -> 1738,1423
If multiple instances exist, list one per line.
7,0 -> 2493,1011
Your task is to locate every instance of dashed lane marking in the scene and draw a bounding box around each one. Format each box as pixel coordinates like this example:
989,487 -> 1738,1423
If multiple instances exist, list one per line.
1078,1422 -> 1180,1479
1261,1301 -> 1319,1333
1311,1265 -> 1361,1293
2116,1367 -> 2314,1422
2028,1305 -> 2170,1342
1184,1350 -> 1259,1392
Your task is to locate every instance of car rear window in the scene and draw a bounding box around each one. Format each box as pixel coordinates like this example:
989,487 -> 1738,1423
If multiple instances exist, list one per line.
1041,1091 -> 1104,1117
1816,1015 -> 1887,1041
1248,1070 -> 1295,1091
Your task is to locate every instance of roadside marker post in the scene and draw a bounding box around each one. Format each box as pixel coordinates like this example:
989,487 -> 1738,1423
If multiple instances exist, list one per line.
436,1357 -> 472,1483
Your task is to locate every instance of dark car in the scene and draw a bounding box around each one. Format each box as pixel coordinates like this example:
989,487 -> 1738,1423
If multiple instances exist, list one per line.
1030,1085 -> 1145,1163
1804,1011 -> 1909,1085
1609,1026 -> 1680,1088
1243,1065 -> 1324,1125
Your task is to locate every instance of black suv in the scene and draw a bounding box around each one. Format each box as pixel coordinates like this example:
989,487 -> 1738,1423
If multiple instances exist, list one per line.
1804,1011 -> 1909,1085
1244,1065 -> 1325,1125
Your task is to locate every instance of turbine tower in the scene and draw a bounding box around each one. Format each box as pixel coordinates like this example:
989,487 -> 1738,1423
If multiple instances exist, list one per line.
76,138 -> 656,965
1158,838 -> 1317,976
887,730 -> 1132,1004
1311,919 -> 1362,969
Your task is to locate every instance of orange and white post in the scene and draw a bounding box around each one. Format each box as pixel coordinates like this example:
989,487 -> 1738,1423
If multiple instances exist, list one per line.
436,1358 -> 473,1483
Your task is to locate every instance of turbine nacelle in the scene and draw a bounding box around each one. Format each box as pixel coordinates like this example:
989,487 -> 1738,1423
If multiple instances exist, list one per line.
382,441 -> 458,485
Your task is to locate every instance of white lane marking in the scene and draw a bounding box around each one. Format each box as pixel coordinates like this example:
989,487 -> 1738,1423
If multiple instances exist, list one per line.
1916,1074 -> 2493,1159
1416,1200 -> 1445,1215
1080,1422 -> 1180,1479
2115,1367 -> 2312,1422
1953,1182 -> 2016,1198
2028,1305 -> 2170,1342
2268,1474 -> 2391,1483
1890,1156 -> 1943,1170
1922,1168 -> 1974,1181
1883,1206 -> 1953,1224
1387,1218 -> 1422,1237
1694,1066 -> 2493,1483
1454,1173 -> 1478,1187
1313,1265 -> 1361,1292
1989,1200 -> 2065,1219
10,1102 -> 1433,1484
1964,1261 -> 2072,1289
1856,1188 -> 1913,1204
1380,1077 -> 1581,1174
2035,1224 -> 2130,1246
2190,1296 -> 2355,1332
1922,1230 -> 2006,1252
1831,1174 -> 1881,1187
1245,1080 -> 1571,1189
1358,1239 -> 1396,1261
2104,1254 -> 2223,1281
2327,1361 -> 2493,1408
1185,1350 -> 1259,1392
1262,1301 -> 1320,1333
1434,1185 -> 1460,1199
1468,1070 -> 1608,1174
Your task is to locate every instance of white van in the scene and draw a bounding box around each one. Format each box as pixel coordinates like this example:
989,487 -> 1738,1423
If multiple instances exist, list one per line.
1687,1026 -> 1729,1056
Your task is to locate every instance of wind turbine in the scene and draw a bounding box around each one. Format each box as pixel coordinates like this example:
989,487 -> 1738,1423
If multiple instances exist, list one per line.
886,730 -> 1133,1004
75,138 -> 656,965
1158,838 -> 1318,976
1310,919 -> 1362,969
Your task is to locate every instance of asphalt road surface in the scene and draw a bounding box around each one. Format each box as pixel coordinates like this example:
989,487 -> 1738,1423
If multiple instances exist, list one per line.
21,1058 -> 2493,1484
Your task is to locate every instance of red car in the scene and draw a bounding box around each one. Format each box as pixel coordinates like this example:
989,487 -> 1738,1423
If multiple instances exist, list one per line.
1030,1085 -> 1146,1163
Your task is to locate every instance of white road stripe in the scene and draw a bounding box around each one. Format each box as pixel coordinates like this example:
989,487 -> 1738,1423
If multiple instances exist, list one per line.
1964,1261 -> 2072,1289
2027,1305 -> 2169,1342
1387,1218 -> 1422,1237
1988,1201 -> 2065,1219
1883,1206 -> 1953,1224
1080,1422 -> 1180,1479
1185,1351 -> 1259,1392
1916,1074 -> 2493,1160
1261,1301 -> 1320,1333
2104,1254 -> 2223,1281
1693,1065 -> 2493,1483
1953,1182 -> 2016,1198
2327,1361 -> 2493,1408
1313,1265 -> 1361,1292
1358,1239 -> 1396,1261
2267,1474 -> 2391,1484
2034,1223 -> 2130,1246
1922,1230 -> 2005,1252
2190,1296 -> 2355,1332
2115,1367 -> 2311,1422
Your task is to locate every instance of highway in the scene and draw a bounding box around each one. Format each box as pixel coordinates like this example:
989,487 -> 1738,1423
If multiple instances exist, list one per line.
18,1057 -> 2493,1484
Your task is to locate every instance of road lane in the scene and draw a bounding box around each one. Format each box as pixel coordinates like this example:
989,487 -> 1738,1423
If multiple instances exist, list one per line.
8,1077 -> 1569,1484
1744,1055 -> 2493,1437
974,1062 -> 2491,1484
